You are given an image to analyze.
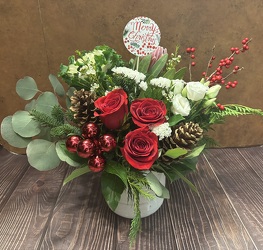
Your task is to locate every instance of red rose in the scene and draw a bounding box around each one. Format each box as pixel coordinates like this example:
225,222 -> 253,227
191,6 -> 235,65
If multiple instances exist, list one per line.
121,127 -> 158,170
94,89 -> 128,130
130,98 -> 167,127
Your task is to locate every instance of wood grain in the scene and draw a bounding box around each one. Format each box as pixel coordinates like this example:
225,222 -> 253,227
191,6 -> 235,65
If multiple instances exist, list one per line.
0,162 -> 68,250
204,147 -> 263,249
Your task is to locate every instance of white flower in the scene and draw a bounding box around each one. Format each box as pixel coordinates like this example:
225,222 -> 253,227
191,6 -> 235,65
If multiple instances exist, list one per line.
206,85 -> 222,98
151,122 -> 172,140
150,77 -> 171,90
139,81 -> 148,91
68,64 -> 79,74
171,79 -> 186,95
186,81 -> 209,101
90,83 -> 99,92
171,94 -> 191,116
112,67 -> 146,83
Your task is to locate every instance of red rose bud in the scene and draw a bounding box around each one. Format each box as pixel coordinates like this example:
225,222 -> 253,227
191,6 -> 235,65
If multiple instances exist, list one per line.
99,134 -> 117,152
82,122 -> 100,138
66,135 -> 82,153
89,155 -> 106,172
120,127 -> 158,170
130,98 -> 167,128
77,139 -> 96,158
94,89 -> 128,130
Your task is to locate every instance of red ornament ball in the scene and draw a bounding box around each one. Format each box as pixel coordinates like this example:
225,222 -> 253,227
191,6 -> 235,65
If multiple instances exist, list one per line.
77,139 -> 96,158
66,135 -> 82,153
89,155 -> 106,172
99,134 -> 117,152
82,123 -> 100,139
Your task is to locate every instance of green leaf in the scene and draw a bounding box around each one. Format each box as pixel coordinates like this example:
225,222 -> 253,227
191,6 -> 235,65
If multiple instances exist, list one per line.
146,172 -> 170,198
49,74 -> 65,97
56,140 -> 86,167
25,99 -> 37,111
168,114 -> 185,126
174,67 -> 187,79
63,166 -> 90,185
26,139 -> 61,171
172,168 -> 198,194
185,144 -> 206,159
147,54 -> 168,80
16,76 -> 39,100
164,147 -> 188,159
163,68 -> 176,80
101,172 -> 126,211
104,161 -> 128,187
12,111 -> 41,137
138,54 -> 151,74
36,92 -> 59,114
0,116 -> 31,148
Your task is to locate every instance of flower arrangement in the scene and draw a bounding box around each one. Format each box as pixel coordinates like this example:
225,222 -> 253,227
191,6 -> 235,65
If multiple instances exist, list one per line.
1,39 -> 263,245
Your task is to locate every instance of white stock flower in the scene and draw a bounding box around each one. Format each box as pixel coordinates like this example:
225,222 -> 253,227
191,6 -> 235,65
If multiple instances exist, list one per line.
150,77 -> 171,90
151,122 -> 172,140
139,81 -> 148,91
171,79 -> 186,95
206,85 -> 222,99
112,67 -> 146,83
186,81 -> 209,101
90,83 -> 99,92
171,94 -> 191,116
68,64 -> 79,74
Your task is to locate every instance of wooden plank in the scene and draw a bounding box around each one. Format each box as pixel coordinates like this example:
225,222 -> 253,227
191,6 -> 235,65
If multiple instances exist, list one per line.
165,154 -> 256,250
205,148 -> 263,248
38,172 -> 117,250
0,162 -> 68,250
237,146 -> 263,179
0,147 -> 29,212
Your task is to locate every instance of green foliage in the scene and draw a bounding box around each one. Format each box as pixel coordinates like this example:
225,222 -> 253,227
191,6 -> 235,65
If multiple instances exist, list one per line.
30,109 -> 62,128
210,104 -> 263,124
26,139 -> 61,171
49,74 -> 65,97
168,114 -> 185,126
16,76 -> 39,100
164,148 -> 188,159
63,166 -> 90,185
50,124 -> 80,138
35,92 -> 59,114
146,54 -> 168,81
138,54 -> 151,74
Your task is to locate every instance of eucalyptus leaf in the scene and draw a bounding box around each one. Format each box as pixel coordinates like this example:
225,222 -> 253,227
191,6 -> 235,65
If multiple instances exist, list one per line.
16,76 -> 39,100
25,99 -> 37,111
164,147 -> 188,159
26,139 -> 61,171
36,92 -> 59,114
185,144 -> 206,159
138,54 -> 151,74
168,114 -> 185,126
0,116 -> 31,148
101,172 -> 126,211
12,111 -> 41,137
105,161 -> 128,187
63,166 -> 90,186
49,74 -> 65,97
56,140 -> 86,167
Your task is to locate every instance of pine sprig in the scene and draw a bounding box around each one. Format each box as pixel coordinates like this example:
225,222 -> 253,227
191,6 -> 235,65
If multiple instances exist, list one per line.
210,104 -> 263,124
50,124 -> 81,138
51,105 -> 65,125
30,109 -> 62,127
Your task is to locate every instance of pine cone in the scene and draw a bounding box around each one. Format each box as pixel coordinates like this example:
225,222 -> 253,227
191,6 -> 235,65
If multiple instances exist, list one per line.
70,89 -> 97,126
161,122 -> 203,163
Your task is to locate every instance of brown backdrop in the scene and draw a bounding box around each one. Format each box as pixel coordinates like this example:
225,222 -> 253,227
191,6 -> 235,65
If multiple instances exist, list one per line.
0,0 -> 263,152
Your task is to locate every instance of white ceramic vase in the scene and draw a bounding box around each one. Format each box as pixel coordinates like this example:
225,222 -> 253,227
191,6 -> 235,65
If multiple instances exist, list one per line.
112,172 -> 166,219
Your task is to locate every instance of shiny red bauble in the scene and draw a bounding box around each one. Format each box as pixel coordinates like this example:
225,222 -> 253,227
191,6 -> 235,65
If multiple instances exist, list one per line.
77,139 -> 96,158
82,122 -> 100,139
66,135 -> 82,153
99,134 -> 117,152
88,155 -> 106,172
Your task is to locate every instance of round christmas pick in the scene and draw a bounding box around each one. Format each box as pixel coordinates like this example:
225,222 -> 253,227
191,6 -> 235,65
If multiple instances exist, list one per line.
123,16 -> 161,56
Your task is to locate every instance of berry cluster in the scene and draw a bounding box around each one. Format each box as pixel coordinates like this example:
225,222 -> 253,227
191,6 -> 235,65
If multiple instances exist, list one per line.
186,47 -> 196,66
216,103 -> 225,111
65,122 -> 116,172
204,38 -> 251,89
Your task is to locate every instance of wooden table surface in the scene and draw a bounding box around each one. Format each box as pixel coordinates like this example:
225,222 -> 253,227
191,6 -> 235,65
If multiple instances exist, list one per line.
0,145 -> 262,250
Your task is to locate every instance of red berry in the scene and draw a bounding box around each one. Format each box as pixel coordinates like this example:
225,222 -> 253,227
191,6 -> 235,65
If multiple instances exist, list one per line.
242,39 -> 247,44
235,49 -> 240,54
191,54 -> 195,59
202,72 -> 206,76
226,85 -> 230,89
208,63 -> 212,68
191,47 -> 196,52
234,65 -> 239,70
191,62 -> 196,66
221,79 -> 225,84
230,47 -> 235,52
229,57 -> 234,61
219,105 -> 225,110
186,48 -> 191,53
231,83 -> 236,88
211,56 -> 216,60
233,80 -> 238,85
